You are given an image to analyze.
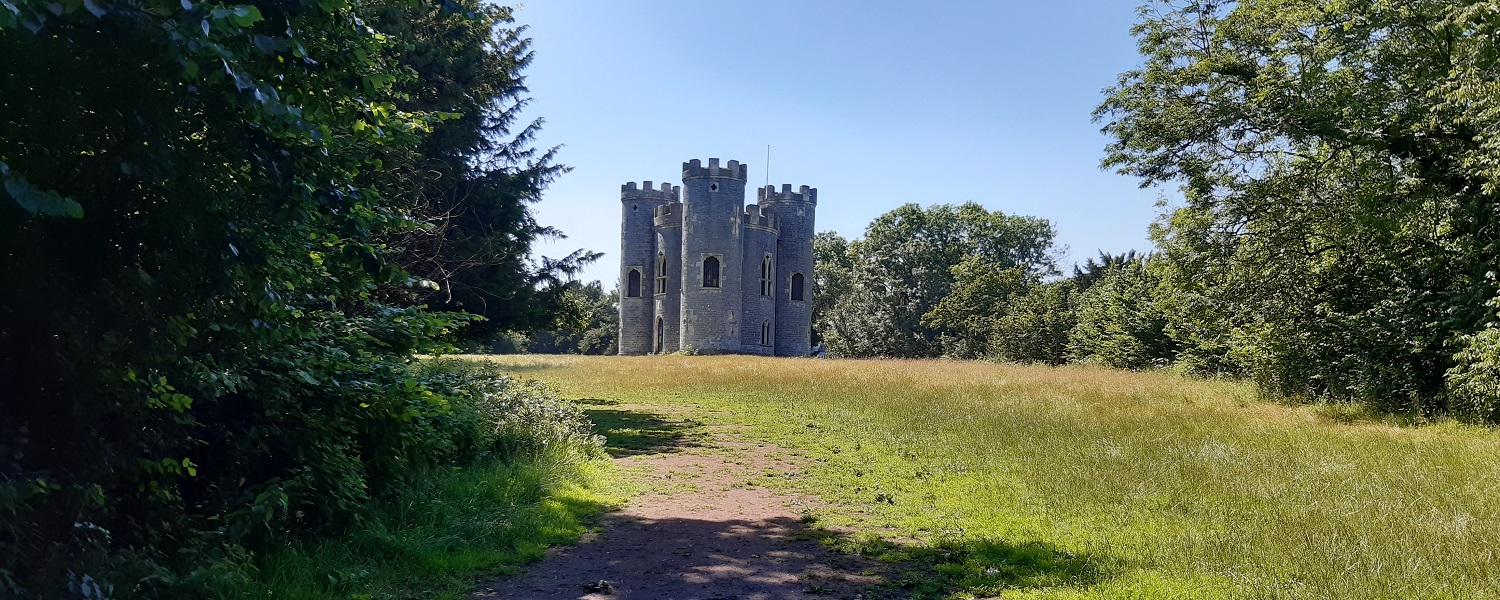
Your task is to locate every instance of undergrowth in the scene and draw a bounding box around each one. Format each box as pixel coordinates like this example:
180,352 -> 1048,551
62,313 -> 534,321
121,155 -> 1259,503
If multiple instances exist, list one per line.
236,452 -> 621,600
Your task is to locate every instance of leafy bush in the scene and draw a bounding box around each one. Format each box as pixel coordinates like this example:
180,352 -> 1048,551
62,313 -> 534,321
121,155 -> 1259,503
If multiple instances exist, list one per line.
419,360 -> 604,461
1068,260 -> 1179,370
1447,300 -> 1500,421
0,1 -> 596,595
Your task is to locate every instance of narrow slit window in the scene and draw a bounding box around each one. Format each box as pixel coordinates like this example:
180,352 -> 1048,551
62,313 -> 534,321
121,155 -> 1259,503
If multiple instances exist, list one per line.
790,272 -> 805,301
703,256 -> 720,288
760,256 -> 773,296
655,252 -> 667,294
760,320 -> 771,346
626,269 -> 641,297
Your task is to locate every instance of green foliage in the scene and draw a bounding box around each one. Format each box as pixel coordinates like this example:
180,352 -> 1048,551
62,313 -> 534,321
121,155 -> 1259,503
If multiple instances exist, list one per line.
1068,259 -> 1178,370
1447,295 -> 1500,421
1097,0 -> 1500,414
819,203 -> 1059,358
989,280 -> 1079,365
922,257 -> 1031,359
367,0 -> 599,340
811,231 -> 854,346
1071,250 -> 1139,290
418,359 -> 605,460
522,281 -> 620,355
0,0 -> 593,595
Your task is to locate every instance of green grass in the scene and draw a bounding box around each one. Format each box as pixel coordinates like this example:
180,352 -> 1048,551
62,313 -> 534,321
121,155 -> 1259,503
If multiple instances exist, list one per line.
237,451 -> 625,599
477,354 -> 1500,600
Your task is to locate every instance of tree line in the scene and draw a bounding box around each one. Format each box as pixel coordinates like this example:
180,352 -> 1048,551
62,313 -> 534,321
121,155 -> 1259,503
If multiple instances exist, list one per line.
1,0 -> 597,595
816,0 -> 1500,423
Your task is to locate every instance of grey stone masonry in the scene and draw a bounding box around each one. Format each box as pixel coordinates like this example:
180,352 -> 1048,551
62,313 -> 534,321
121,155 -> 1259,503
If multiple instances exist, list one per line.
759,184 -> 817,357
652,203 -> 682,353
615,158 -> 816,356
740,204 -> 779,355
680,159 -> 746,354
618,182 -> 679,355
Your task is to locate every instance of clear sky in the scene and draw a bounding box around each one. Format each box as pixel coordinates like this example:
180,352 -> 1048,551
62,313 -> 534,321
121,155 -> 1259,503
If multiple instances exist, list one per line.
515,1 -> 1167,285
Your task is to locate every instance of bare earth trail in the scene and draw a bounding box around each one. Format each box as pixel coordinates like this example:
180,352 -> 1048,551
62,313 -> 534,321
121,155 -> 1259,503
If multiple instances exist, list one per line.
472,404 -> 894,600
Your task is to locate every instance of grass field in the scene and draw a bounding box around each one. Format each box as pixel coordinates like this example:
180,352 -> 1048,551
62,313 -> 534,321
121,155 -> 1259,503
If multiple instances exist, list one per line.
480,354 -> 1500,599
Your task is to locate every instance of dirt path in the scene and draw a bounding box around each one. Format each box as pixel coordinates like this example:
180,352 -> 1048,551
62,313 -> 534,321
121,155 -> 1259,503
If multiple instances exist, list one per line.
471,404 -> 892,600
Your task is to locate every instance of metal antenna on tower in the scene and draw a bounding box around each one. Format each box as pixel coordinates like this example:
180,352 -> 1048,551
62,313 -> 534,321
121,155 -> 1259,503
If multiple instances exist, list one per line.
765,144 -> 771,187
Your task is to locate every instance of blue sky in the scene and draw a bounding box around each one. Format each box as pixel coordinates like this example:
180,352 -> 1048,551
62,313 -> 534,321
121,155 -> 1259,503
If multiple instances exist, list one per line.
515,1 -> 1168,285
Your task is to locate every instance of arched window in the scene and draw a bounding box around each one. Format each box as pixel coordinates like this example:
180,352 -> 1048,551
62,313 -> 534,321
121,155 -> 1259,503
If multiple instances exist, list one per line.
790,272 -> 805,301
655,252 -> 667,294
760,256 -> 773,296
702,256 -> 720,288
760,320 -> 771,346
655,317 -> 665,353
626,269 -> 641,297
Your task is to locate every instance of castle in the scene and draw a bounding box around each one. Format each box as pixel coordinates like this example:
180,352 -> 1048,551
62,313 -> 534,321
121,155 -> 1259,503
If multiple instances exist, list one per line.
617,158 -> 817,356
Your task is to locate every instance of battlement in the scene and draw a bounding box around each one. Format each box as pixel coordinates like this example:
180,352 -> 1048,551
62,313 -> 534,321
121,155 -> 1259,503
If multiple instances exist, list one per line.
682,158 -> 749,181
741,204 -> 779,231
757,184 -> 817,205
621,181 -> 681,201
653,201 -> 683,227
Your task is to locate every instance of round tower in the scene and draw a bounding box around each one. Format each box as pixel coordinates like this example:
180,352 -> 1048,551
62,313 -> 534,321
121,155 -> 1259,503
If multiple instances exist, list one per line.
739,204 -> 778,355
618,181 -> 679,355
759,184 -> 817,357
653,202 -> 683,354
679,158 -> 748,353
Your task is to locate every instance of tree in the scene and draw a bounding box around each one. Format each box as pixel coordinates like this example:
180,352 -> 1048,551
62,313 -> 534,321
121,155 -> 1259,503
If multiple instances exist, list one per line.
1068,259 -> 1179,370
1097,0 -> 1500,413
524,281 -> 619,355
811,231 -> 854,347
921,257 -> 1031,359
368,0 -> 599,340
823,202 -> 1058,358
0,0 -> 578,593
1071,250 -> 1140,289
990,281 -> 1079,365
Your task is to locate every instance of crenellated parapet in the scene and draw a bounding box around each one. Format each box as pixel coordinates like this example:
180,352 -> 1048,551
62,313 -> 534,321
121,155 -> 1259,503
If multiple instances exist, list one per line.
653,201 -> 683,228
741,204 -> 779,232
682,158 -> 748,181
757,184 -> 817,205
618,156 -> 816,357
622,181 -> 681,201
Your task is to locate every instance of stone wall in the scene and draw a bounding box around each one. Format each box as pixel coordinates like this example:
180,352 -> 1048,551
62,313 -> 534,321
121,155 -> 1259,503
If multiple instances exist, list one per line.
652,203 -> 683,353
739,204 -> 778,355
617,181 -> 678,355
679,159 -> 747,354
760,184 -> 817,357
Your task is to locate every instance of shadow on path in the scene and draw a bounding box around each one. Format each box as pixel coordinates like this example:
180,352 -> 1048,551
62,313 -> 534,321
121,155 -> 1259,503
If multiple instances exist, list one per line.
580,401 -> 708,458
472,511 -> 1114,599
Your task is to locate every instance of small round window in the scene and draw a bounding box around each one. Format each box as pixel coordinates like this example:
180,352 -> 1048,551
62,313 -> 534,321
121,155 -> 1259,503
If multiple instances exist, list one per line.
709,183 -> 719,192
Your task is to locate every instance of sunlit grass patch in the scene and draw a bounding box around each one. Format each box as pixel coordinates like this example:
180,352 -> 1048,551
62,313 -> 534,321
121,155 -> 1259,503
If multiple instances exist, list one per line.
478,354 -> 1500,600
239,452 -> 625,600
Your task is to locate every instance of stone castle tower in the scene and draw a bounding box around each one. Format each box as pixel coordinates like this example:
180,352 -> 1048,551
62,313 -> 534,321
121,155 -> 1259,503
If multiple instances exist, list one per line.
618,158 -> 817,356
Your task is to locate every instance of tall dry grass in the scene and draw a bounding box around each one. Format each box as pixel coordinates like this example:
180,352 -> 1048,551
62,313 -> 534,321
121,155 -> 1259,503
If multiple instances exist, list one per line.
482,355 -> 1500,599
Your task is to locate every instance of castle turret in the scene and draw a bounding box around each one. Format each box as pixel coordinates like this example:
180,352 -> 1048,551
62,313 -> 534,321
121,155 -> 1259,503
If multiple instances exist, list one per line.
759,184 -> 817,357
740,204 -> 778,355
652,201 -> 683,353
618,181 -> 679,355
679,158 -> 748,353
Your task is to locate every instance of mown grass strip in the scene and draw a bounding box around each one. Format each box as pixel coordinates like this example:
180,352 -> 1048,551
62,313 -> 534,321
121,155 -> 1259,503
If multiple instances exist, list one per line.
481,355 -> 1500,600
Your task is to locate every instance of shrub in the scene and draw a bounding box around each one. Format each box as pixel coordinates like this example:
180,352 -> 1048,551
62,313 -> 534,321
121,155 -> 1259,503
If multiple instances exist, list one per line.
418,360 -> 604,462
1447,323 -> 1500,422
